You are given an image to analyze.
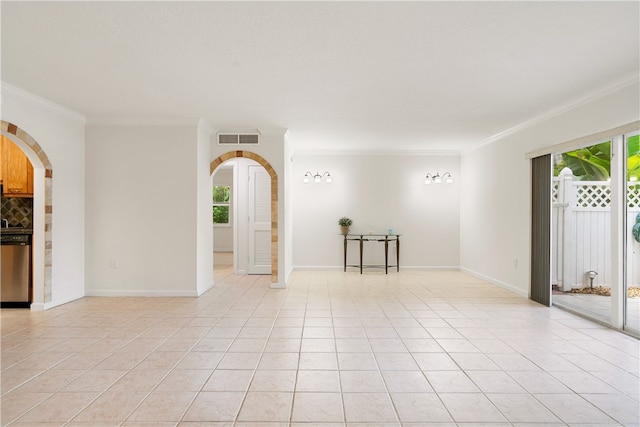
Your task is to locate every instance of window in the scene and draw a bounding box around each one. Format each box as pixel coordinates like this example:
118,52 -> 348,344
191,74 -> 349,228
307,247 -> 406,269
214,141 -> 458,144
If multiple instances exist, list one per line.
213,185 -> 230,225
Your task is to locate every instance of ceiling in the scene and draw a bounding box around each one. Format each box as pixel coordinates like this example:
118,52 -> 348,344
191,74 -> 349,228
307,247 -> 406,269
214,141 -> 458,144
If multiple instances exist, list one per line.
1,1 -> 638,152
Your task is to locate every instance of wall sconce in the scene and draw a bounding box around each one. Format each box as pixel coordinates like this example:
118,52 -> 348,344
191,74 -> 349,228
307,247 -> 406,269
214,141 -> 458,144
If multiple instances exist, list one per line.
425,172 -> 453,184
303,171 -> 332,184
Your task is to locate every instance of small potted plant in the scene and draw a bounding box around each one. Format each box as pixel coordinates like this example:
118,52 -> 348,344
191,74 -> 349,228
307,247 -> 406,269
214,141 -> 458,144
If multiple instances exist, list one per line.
338,216 -> 352,235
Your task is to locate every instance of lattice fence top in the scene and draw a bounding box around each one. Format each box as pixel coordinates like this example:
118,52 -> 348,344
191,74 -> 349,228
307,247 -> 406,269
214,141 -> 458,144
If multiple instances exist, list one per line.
575,184 -> 611,209
629,184 -> 640,208
552,178 -> 640,209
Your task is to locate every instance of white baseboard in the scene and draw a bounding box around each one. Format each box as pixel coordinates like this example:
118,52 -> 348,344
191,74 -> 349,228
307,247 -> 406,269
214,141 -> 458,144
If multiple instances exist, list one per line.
197,280 -> 215,296
85,289 -> 199,297
30,293 -> 84,311
294,266 -> 342,271
292,265 -> 460,271
460,267 -> 529,298
400,265 -> 460,270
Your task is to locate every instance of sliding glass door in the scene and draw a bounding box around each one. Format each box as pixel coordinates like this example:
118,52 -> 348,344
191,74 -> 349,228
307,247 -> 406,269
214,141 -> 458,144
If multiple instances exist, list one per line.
531,125 -> 640,337
545,129 -> 640,336
551,141 -> 612,323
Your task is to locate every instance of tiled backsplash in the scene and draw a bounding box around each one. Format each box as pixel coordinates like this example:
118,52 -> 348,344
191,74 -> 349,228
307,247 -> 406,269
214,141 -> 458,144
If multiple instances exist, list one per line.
1,195 -> 33,227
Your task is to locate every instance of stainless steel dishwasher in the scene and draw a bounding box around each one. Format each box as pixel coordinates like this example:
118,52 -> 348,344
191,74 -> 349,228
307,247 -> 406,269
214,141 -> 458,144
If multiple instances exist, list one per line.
1,233 -> 31,308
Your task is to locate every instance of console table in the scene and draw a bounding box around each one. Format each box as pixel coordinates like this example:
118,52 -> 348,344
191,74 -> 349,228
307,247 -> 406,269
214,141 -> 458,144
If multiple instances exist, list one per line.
343,234 -> 400,274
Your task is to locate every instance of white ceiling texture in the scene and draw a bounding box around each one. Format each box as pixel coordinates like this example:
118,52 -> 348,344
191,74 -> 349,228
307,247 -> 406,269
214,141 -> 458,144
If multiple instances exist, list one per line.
1,1 -> 638,152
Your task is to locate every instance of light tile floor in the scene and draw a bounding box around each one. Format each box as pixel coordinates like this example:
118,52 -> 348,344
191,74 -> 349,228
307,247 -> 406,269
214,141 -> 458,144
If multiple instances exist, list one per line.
553,292 -> 640,336
1,266 -> 639,426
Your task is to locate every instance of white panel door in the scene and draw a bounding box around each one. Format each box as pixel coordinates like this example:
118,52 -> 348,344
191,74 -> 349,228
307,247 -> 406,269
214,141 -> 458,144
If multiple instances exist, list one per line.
248,165 -> 271,274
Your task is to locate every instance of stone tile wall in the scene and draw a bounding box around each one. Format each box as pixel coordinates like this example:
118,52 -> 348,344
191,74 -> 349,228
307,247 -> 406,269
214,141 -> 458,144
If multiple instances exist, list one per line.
1,194 -> 33,227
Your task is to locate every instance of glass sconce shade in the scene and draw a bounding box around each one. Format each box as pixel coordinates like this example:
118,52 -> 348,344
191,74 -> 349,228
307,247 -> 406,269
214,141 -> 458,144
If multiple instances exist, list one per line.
303,171 -> 332,184
425,172 -> 453,184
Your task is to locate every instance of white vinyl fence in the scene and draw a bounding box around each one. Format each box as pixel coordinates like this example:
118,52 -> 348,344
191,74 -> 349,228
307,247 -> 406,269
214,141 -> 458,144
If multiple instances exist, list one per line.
552,170 -> 640,291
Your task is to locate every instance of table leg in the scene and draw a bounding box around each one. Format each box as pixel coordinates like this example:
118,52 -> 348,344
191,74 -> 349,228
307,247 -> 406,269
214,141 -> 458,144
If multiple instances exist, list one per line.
359,237 -> 363,274
343,235 -> 347,272
396,236 -> 400,272
385,237 -> 389,274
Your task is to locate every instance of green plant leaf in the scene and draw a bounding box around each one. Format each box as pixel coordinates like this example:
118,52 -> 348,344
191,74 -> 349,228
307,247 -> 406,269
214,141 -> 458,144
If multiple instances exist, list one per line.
627,135 -> 640,181
561,151 -> 610,181
627,135 -> 640,157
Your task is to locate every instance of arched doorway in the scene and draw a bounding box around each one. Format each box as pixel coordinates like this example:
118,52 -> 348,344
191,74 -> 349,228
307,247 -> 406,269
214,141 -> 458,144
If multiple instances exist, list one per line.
1,120 -> 53,308
211,151 -> 279,283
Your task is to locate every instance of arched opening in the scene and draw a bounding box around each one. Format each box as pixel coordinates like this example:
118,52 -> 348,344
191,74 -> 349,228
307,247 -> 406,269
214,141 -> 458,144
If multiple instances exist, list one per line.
1,120 -> 53,308
211,150 -> 279,283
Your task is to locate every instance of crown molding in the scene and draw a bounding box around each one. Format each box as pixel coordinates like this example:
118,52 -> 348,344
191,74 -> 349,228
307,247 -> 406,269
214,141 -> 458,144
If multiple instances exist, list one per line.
525,120 -> 640,159
293,148 -> 460,157
87,117 -> 202,126
1,81 -> 86,124
467,73 -> 640,153
258,128 -> 288,136
213,128 -> 287,136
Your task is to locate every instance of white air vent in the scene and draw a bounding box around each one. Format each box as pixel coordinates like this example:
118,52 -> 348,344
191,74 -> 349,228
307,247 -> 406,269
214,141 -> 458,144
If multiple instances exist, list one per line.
217,133 -> 260,145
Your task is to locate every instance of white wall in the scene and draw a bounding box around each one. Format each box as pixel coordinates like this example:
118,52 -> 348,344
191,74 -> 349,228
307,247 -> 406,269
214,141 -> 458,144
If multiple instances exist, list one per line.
196,119 -> 214,295
212,166 -> 234,252
284,132 -> 294,281
85,124 -> 201,296
292,152 -> 460,269
2,84 -> 86,309
461,80 -> 640,296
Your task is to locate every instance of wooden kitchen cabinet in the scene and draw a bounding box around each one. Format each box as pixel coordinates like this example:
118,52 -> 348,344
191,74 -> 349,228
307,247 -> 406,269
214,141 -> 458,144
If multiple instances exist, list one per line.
1,135 -> 33,197
0,137 -> 3,185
